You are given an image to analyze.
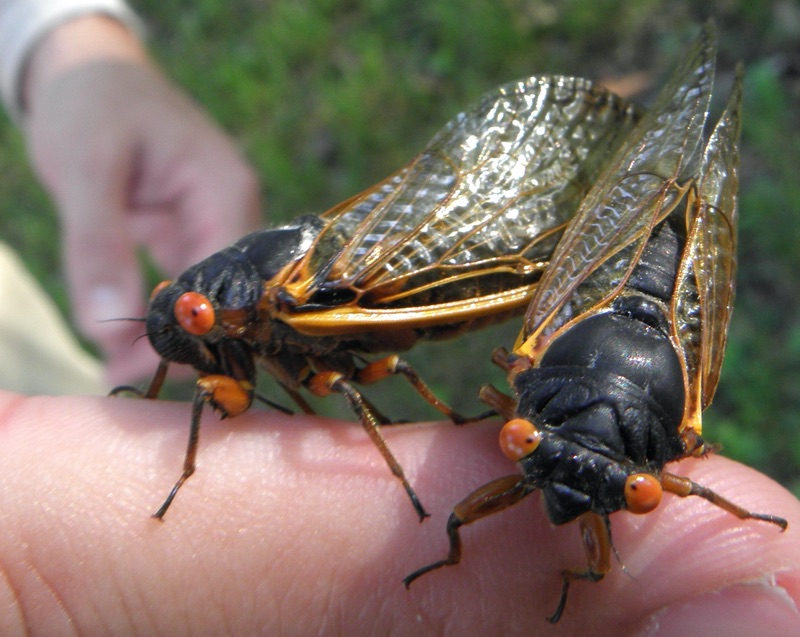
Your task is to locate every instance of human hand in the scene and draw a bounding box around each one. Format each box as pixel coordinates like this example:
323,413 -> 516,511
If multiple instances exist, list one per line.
22,16 -> 261,384
0,390 -> 797,636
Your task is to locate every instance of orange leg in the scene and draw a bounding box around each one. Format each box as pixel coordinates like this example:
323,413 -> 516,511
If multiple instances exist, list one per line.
354,355 -> 495,424
307,370 -> 430,521
144,359 -> 171,399
478,383 -> 517,421
661,472 -> 788,530
549,512 -> 612,623
403,475 -> 533,586
403,477 -> 614,624
279,383 -> 317,415
490,346 -> 513,371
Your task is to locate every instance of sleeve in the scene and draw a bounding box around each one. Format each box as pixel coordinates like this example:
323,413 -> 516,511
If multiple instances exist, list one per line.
0,0 -> 145,120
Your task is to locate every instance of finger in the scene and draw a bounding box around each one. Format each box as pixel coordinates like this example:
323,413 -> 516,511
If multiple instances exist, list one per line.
25,61 -> 261,383
25,63 -> 150,355
118,70 -> 262,274
405,430 -> 800,635
0,393 -> 553,634
166,137 -> 262,264
0,392 -> 796,636
129,155 -> 261,278
566,458 -> 800,636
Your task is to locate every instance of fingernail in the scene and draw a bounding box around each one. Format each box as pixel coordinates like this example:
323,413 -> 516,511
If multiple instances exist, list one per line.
638,579 -> 799,637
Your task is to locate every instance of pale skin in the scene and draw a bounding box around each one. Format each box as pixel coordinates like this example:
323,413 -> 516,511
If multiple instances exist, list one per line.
0,390 -> 798,636
10,15 -> 800,637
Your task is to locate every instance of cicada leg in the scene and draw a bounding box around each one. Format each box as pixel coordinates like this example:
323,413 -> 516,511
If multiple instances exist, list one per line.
548,512 -> 612,623
660,472 -> 788,530
252,392 -> 294,415
109,358 -> 170,399
354,354 -> 494,424
144,359 -> 171,398
355,393 -> 395,426
490,346 -> 513,371
153,374 -> 253,520
478,384 -> 517,421
279,383 -> 318,415
306,370 -> 430,521
403,475 -> 533,586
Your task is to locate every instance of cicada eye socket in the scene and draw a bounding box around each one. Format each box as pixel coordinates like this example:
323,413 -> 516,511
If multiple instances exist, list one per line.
150,280 -> 172,301
499,418 -> 542,461
174,291 -> 216,336
624,473 -> 663,514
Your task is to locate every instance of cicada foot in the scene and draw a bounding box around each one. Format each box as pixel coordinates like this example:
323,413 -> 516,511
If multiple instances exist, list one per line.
109,385 -> 144,398
548,513 -> 612,623
404,475 -> 532,586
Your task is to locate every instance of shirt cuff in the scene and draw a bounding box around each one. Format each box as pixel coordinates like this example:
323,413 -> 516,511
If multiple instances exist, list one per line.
0,0 -> 145,121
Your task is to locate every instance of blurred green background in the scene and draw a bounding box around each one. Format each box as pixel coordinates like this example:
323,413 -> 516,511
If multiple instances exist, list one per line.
0,0 -> 798,494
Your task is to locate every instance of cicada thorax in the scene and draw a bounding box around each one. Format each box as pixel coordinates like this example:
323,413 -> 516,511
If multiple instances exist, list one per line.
146,216 -> 327,376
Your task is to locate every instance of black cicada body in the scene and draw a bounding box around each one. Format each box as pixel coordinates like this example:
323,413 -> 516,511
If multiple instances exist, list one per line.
404,22 -> 787,621
132,73 -> 643,520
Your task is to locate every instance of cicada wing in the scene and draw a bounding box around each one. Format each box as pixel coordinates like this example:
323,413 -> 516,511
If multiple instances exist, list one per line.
672,65 -> 743,433
282,75 -> 641,312
517,22 -> 718,359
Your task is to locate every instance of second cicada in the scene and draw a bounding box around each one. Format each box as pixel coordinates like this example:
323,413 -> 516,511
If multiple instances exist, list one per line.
404,22 -> 787,621
128,71 -> 641,520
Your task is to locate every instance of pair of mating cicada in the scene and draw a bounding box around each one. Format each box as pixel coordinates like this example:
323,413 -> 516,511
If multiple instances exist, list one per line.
123,21 -> 786,622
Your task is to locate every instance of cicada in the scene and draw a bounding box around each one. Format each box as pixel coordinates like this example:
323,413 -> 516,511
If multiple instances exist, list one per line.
131,71 -> 644,521
403,22 -> 787,621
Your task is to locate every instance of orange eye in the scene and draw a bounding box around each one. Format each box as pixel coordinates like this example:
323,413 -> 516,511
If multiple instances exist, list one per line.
174,291 -> 215,335
624,473 -> 662,514
150,280 -> 172,301
499,418 -> 542,461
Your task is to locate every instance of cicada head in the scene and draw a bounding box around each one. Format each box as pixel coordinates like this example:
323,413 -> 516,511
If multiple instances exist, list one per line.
145,219 -> 329,383
508,320 -> 689,527
145,246 -> 264,382
500,404 -> 670,525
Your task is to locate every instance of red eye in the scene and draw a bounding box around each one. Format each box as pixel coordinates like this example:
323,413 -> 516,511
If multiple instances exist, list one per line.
624,473 -> 662,514
174,292 -> 215,335
499,418 -> 542,461
150,280 -> 172,301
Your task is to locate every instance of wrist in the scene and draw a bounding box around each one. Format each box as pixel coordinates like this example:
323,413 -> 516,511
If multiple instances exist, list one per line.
23,14 -> 149,114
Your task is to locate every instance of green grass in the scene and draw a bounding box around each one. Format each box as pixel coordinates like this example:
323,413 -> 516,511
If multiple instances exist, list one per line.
1,0 -> 798,493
